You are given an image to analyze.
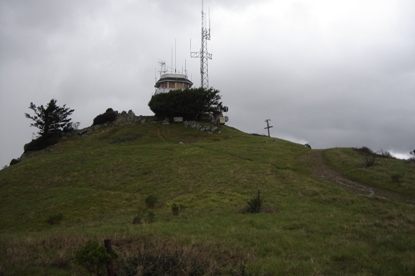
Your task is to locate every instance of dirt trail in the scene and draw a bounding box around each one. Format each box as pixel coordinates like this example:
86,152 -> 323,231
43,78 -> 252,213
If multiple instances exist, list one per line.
300,150 -> 415,204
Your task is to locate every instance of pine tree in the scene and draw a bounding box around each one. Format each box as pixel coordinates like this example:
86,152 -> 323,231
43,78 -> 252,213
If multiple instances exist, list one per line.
25,99 -> 75,137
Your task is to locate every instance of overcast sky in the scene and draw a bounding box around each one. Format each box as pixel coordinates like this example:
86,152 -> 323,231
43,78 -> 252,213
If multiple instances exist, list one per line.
1,0 -> 415,167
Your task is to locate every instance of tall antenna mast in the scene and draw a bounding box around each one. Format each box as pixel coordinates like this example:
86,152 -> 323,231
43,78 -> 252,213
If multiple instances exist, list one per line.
191,0 -> 212,89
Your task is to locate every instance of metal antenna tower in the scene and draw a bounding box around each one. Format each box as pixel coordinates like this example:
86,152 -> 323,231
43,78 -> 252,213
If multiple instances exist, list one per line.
191,0 -> 212,89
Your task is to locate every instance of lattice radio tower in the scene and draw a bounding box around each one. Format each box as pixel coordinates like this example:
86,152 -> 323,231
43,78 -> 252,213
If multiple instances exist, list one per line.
190,1 -> 212,89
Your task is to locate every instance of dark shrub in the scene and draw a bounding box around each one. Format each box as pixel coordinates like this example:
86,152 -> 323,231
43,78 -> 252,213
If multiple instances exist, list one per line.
146,211 -> 155,223
378,149 -> 394,159
410,149 -> 415,162
364,154 -> 376,167
73,240 -> 111,275
93,109 -> 117,125
9,158 -> 20,166
246,190 -> 263,213
148,87 -> 223,120
133,210 -> 156,224
24,134 -> 59,152
145,195 -> 158,208
172,204 -> 184,216
354,147 -> 377,167
132,213 -> 142,224
354,146 -> 373,155
390,173 -> 403,184
45,213 -> 63,225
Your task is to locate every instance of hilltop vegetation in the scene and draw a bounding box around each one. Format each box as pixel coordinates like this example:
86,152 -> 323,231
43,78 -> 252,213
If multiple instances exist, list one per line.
148,88 -> 224,120
1,118 -> 415,275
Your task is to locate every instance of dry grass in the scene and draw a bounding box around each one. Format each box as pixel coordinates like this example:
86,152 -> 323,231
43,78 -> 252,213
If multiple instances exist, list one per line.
1,233 -> 253,275
2,234 -> 89,269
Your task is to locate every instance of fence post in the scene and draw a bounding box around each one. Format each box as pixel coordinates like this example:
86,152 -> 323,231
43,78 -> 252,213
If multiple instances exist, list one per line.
104,239 -> 115,276
257,190 -> 261,213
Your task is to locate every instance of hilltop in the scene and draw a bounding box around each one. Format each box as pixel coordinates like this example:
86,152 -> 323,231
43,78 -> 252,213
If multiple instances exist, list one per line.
1,117 -> 415,275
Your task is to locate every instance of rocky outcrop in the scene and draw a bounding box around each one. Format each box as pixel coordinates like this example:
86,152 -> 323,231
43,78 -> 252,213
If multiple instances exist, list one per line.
184,121 -> 219,134
115,110 -> 141,124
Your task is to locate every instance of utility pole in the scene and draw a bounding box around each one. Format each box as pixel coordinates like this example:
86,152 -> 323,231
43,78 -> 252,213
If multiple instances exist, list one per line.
264,119 -> 273,137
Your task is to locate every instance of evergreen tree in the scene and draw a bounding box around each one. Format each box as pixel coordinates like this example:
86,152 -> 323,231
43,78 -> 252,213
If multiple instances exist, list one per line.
25,99 -> 75,137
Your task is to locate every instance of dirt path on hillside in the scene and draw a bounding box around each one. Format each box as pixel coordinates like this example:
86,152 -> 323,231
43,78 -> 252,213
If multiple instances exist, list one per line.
300,150 -> 415,204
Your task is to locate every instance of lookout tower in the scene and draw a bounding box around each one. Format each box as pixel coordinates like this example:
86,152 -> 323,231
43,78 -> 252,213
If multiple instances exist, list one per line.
154,61 -> 193,94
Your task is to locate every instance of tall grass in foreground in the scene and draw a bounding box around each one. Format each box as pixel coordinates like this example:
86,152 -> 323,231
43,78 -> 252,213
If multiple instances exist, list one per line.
0,232 -> 253,275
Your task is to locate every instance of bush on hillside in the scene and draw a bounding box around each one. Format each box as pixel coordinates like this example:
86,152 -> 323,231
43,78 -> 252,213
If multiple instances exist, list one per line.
24,134 -> 60,152
133,210 -> 156,224
171,204 -> 184,216
390,173 -> 403,184
73,240 -> 112,275
45,213 -> 63,225
354,146 -> 373,155
354,147 -> 396,167
246,190 -> 263,213
93,108 -> 117,125
378,149 -> 394,159
354,147 -> 394,159
354,147 -> 378,167
363,152 -> 376,168
145,195 -> 158,208
410,149 -> 415,162
9,158 -> 20,166
148,88 -> 224,120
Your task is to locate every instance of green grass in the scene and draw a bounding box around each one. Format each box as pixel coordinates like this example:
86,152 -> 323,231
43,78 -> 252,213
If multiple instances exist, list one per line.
323,148 -> 415,198
1,120 -> 415,275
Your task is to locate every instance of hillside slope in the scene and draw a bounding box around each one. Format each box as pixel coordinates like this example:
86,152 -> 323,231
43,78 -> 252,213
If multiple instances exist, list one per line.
1,119 -> 414,275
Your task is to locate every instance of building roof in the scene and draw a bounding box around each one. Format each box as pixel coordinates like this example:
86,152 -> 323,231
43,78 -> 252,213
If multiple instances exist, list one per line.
154,73 -> 193,88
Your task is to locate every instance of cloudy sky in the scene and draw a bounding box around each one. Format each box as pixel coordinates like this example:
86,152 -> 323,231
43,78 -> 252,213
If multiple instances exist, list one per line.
1,0 -> 414,167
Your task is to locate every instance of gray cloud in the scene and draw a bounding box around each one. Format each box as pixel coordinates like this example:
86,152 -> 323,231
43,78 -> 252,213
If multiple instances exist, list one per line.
1,0 -> 415,167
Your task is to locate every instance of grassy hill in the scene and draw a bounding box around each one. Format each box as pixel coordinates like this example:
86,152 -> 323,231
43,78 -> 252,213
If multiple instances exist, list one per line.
1,118 -> 414,275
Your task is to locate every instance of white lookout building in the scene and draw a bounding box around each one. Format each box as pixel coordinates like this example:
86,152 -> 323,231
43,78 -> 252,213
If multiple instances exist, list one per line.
154,62 -> 193,94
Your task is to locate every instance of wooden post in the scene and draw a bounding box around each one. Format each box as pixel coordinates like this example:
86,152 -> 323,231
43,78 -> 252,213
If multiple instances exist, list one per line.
257,190 -> 261,213
104,239 -> 115,276
264,119 -> 273,137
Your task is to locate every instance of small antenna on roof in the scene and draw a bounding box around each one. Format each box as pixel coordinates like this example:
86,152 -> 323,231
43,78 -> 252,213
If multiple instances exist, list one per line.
209,7 -> 211,31
158,61 -> 167,77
